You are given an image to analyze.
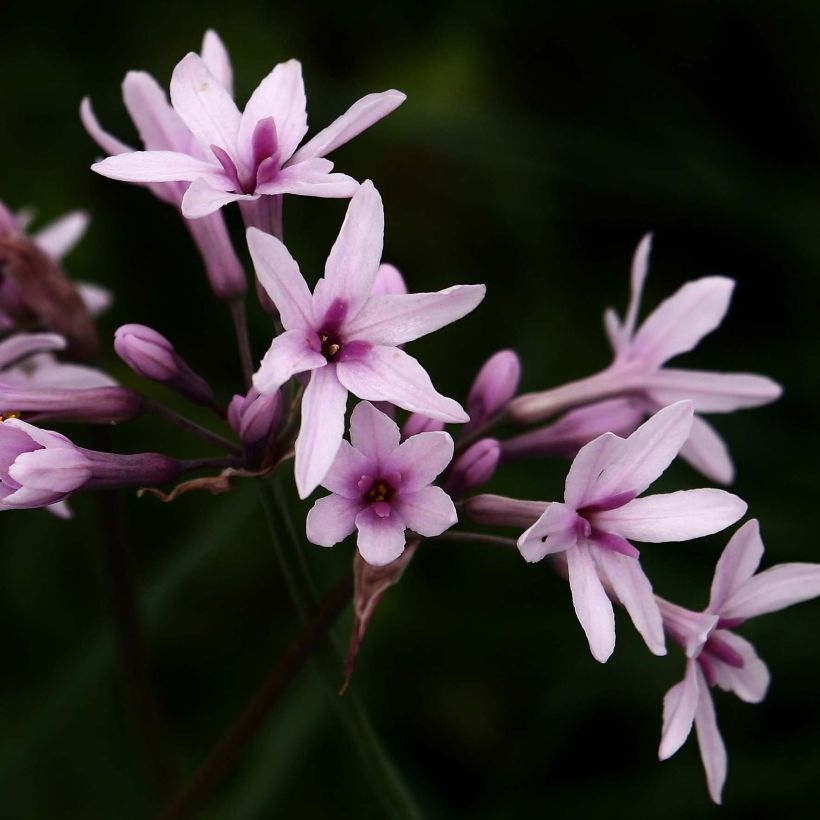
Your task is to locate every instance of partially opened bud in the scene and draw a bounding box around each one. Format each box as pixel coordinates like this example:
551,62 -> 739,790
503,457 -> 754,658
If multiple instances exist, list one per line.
466,350 -> 521,429
443,438 -> 501,497
228,387 -> 282,443
114,324 -> 214,406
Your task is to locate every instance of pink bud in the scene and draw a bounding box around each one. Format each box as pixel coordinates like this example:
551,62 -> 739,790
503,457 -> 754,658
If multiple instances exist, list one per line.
402,412 -> 445,439
466,350 -> 521,428
228,388 -> 282,443
444,438 -> 500,497
462,493 -> 548,528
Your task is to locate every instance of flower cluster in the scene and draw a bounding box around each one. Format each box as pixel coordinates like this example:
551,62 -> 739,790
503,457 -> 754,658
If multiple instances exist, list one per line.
2,28 -> 818,808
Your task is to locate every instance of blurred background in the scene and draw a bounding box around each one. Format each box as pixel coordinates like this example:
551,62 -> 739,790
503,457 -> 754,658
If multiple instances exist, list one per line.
2,0 -> 819,816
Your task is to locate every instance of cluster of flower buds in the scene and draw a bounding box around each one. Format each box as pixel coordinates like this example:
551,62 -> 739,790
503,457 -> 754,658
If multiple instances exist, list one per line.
2,28 -> 818,808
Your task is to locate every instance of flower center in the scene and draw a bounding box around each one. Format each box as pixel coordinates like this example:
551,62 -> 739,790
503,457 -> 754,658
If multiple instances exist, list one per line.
319,331 -> 342,361
365,479 -> 395,504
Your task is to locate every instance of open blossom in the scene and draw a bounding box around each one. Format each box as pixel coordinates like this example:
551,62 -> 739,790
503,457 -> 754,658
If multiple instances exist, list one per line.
508,235 -> 782,483
657,520 -> 820,803
89,32 -> 405,219
250,181 -> 485,497
306,402 -> 456,566
517,401 -> 747,662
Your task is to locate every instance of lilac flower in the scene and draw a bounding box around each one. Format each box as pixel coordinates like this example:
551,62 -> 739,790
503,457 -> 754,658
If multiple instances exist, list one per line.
508,235 -> 782,483
517,401 -> 747,662
0,418 -> 182,510
306,402 -> 456,566
81,32 -> 246,300
657,520 -> 820,803
250,181 -> 485,497
89,33 -> 405,219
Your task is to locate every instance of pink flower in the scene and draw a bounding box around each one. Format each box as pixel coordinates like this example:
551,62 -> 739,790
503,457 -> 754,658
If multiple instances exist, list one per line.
89,33 -> 405,219
250,181 -> 485,497
306,401 -> 457,566
657,519 -> 820,803
508,235 -> 781,483
517,401 -> 747,662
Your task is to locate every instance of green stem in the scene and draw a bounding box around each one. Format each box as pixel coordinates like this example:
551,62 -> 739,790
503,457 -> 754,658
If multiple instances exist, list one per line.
255,475 -> 424,820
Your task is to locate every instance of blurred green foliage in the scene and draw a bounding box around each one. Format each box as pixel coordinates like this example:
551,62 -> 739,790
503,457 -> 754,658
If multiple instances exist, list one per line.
2,0 -> 820,816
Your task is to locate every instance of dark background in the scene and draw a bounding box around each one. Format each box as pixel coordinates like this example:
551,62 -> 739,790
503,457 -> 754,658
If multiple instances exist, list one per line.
2,0 -> 819,817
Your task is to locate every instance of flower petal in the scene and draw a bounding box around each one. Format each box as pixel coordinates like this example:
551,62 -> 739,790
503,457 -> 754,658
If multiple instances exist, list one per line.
343,285 -> 486,346
721,562 -> 820,621
564,431 -> 624,509
321,440 -> 372,499
566,542 -> 616,663
629,276 -> 734,369
678,414 -> 735,485
355,506 -> 407,566
253,330 -> 325,395
517,502 -> 578,563
709,630 -> 770,703
693,668 -> 727,805
371,263 -> 407,296
349,401 -> 401,464
200,30 -> 233,95
386,431 -> 454,492
0,333 -> 65,370
656,598 -> 719,657
594,549 -> 665,655
256,161 -> 358,198
645,368 -> 782,413
658,658 -> 700,760
708,519 -> 764,613
238,59 -> 307,165
593,489 -> 746,543
170,52 -> 242,163
32,211 -> 89,261
622,232 -> 653,342
314,180 -> 383,322
80,97 -> 133,156
92,151 -> 227,184
290,90 -> 406,163
306,493 -> 361,547
181,178 -> 252,218
294,366 -> 348,498
395,485 -> 457,537
122,71 -> 193,153
8,447 -> 91,493
246,228 -> 314,331
336,345 -> 467,422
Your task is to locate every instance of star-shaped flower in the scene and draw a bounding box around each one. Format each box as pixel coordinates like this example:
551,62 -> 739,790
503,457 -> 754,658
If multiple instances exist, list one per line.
517,401 -> 747,662
250,181 -> 485,498
306,401 -> 457,566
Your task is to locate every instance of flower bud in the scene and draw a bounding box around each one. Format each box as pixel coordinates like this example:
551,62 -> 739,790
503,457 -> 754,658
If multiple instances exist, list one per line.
401,413 -> 445,439
0,382 -> 142,424
228,387 -> 282,443
466,350 -> 521,428
443,438 -> 500,497
462,493 -> 549,529
114,324 -> 214,406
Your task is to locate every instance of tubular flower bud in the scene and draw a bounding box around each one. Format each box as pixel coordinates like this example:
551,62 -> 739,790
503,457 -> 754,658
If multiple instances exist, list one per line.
114,324 -> 215,406
443,438 -> 501,497
466,349 -> 521,429
462,493 -> 548,529
228,387 -> 282,443
401,412 -> 445,439
0,382 -> 142,424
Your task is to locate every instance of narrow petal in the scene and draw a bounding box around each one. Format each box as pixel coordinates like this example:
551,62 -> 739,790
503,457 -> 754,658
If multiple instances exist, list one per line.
315,181 -> 383,322
238,59 -> 307,164
629,277 -> 734,369
80,97 -> 133,156
386,431 -> 454,492
290,90 -> 406,162
201,30 -> 233,95
33,211 -> 89,260
256,164 -> 358,198
253,330 -> 325,395
321,440 -> 372,499
355,506 -> 407,566
170,53 -> 242,162
708,519 -> 764,613
678,414 -> 735,485
709,631 -> 770,703
246,228 -> 314,330
603,307 -> 624,355
343,285 -> 486,346
306,493 -> 361,547
0,333 -> 65,370
722,562 -> 820,621
122,71 -> 193,153
645,368 -> 782,413
395,486 -> 457,537
592,401 -> 694,500
593,489 -> 746,543
623,232 -> 653,341
349,401 -> 401,464
693,669 -> 728,804
76,282 -> 113,318
181,178 -> 251,218
9,447 -> 91,493
336,345 -> 468,422
567,542 -> 616,663
564,431 -> 624,509
294,366 -> 348,498
658,659 -> 700,760
92,151 -> 228,184
656,598 -> 719,657
517,502 -> 578,563
594,549 -> 666,655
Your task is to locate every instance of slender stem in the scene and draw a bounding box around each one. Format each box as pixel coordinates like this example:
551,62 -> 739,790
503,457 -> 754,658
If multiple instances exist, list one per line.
256,475 -> 423,820
434,531 -> 519,549
96,487 -> 176,801
229,298 -> 254,390
157,573 -> 353,820
180,456 -> 245,472
143,398 -> 242,457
